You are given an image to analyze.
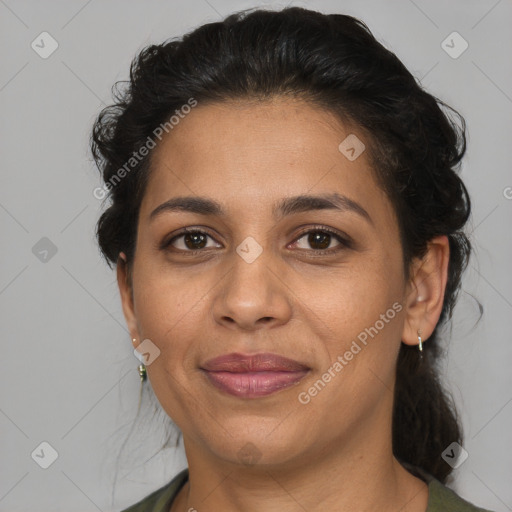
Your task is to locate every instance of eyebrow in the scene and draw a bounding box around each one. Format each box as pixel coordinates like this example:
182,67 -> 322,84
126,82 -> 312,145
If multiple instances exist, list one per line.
149,193 -> 373,225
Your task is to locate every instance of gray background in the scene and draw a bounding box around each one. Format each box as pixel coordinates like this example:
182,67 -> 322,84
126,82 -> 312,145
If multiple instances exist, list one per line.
1,0 -> 511,510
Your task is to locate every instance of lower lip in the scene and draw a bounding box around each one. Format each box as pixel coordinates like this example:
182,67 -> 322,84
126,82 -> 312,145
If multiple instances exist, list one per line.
202,370 -> 309,398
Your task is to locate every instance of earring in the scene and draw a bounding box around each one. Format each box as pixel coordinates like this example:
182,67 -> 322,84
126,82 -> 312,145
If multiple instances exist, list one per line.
138,363 -> 147,382
133,338 -> 147,382
418,330 -> 423,354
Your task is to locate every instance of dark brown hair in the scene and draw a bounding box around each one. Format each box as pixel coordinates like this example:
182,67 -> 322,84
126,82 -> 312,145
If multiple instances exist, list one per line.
91,6 -> 472,483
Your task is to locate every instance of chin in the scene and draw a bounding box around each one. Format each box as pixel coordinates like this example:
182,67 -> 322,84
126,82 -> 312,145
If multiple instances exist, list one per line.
203,417 -> 310,467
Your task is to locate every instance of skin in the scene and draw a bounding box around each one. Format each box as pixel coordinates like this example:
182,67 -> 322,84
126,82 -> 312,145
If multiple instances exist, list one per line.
117,96 -> 450,512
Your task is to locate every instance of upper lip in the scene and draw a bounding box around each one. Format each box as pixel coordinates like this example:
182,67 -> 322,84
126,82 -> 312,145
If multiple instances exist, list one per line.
201,352 -> 310,372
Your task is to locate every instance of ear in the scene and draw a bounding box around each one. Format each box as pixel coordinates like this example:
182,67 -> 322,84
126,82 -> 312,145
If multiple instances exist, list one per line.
401,235 -> 450,348
117,252 -> 140,344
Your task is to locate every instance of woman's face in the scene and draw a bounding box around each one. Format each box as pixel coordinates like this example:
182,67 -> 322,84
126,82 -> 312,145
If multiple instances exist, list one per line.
120,97 -> 416,468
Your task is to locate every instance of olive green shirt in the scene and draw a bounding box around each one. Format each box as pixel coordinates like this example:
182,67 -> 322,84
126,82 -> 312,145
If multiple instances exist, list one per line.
120,467 -> 494,512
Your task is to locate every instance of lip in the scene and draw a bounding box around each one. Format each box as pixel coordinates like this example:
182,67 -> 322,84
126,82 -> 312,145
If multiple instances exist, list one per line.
200,353 -> 310,398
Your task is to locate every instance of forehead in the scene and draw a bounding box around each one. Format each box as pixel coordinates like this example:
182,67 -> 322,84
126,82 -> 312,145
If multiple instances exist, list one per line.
151,97 -> 349,168
140,97 -> 394,228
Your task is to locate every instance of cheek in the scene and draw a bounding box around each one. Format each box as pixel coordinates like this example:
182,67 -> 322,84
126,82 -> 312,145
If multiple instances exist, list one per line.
131,274 -> 208,426
132,271 -> 204,362
299,264 -> 404,414
308,283 -> 403,407
303,255 -> 403,344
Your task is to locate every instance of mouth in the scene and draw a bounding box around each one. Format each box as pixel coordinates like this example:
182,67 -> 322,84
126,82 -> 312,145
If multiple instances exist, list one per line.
200,352 -> 310,398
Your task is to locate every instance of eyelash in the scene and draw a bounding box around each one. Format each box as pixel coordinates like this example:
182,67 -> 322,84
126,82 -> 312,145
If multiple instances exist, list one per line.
161,225 -> 352,257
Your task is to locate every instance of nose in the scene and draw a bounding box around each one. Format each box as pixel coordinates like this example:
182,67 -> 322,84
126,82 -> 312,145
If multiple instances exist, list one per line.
212,247 -> 293,332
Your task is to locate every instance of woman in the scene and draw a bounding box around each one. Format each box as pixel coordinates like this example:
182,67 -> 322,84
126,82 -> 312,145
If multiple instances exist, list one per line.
91,6 -> 493,512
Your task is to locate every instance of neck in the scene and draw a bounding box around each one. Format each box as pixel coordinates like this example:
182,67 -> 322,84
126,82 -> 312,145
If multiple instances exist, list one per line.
172,419 -> 428,512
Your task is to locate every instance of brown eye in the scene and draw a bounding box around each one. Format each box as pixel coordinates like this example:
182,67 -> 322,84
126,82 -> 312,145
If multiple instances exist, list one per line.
182,232 -> 208,250
296,230 -> 344,251
162,226 -> 351,256
306,231 -> 332,250
293,228 -> 349,254
164,229 -> 220,252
